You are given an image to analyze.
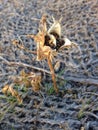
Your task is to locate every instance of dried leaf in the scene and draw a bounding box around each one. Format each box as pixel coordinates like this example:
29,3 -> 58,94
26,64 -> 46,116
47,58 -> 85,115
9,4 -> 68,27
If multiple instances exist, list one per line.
2,85 -> 23,103
39,14 -> 47,33
2,85 -> 9,95
29,72 -> 42,92
13,70 -> 31,88
8,86 -> 18,97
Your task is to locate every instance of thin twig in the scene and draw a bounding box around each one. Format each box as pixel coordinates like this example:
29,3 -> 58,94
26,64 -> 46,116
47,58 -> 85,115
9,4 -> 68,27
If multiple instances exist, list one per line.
0,55 -> 51,74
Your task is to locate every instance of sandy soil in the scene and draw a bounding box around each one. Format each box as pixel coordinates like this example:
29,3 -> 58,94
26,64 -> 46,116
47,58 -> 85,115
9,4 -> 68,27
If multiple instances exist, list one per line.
0,0 -> 98,130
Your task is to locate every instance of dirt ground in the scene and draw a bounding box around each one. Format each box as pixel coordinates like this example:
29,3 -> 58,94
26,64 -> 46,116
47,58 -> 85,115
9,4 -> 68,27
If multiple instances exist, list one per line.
0,0 -> 98,130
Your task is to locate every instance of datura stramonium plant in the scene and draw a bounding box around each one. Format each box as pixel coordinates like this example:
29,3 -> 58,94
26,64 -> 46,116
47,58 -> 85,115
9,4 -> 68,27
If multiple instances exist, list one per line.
28,15 -> 78,93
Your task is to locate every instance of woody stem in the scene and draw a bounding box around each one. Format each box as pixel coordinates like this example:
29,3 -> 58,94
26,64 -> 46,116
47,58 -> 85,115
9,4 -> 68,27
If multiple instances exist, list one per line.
47,54 -> 58,93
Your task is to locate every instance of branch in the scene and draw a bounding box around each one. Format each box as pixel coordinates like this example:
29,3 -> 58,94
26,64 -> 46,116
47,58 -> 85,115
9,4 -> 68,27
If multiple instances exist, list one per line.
0,56 -> 51,74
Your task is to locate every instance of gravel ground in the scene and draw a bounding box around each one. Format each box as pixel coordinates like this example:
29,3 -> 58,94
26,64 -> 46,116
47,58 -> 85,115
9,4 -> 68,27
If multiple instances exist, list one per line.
0,0 -> 98,130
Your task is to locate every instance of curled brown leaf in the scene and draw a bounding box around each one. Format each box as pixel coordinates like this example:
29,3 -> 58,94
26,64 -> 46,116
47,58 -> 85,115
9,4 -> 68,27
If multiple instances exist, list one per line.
2,84 -> 23,104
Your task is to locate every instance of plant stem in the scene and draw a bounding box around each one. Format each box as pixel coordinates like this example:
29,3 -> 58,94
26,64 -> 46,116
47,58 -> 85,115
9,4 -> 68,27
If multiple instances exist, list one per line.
47,53 -> 58,93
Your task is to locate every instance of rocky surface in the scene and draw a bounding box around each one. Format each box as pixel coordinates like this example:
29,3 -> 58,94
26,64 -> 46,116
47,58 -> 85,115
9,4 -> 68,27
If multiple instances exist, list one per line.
0,0 -> 98,130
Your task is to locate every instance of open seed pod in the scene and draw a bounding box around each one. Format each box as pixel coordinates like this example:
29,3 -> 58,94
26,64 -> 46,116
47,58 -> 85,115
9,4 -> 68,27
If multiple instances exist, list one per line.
48,16 -> 62,38
59,38 -> 78,50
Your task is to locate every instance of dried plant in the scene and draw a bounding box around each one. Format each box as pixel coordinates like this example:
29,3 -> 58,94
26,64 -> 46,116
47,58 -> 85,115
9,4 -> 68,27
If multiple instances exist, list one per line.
2,70 -> 42,103
10,15 -> 78,94
28,15 -> 78,93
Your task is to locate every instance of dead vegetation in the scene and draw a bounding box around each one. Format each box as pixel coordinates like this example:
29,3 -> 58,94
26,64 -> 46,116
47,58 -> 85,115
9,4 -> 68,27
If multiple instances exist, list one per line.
2,15 -> 78,98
